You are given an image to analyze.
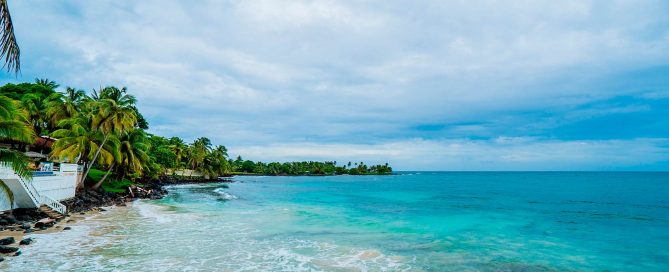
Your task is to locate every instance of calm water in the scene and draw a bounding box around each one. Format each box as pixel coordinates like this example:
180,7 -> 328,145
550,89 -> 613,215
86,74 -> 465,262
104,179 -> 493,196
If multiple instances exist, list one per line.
3,172 -> 669,271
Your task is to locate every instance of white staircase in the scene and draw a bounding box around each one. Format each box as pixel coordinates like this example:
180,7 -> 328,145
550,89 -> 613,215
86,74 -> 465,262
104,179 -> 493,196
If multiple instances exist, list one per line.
16,174 -> 67,215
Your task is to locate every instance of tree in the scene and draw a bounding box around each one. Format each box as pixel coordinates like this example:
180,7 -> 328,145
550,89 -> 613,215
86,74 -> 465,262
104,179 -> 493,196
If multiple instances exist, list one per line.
46,87 -> 87,126
108,129 -> 149,187
188,137 -> 211,171
0,95 -> 34,208
0,0 -> 19,74
80,87 -> 138,183
50,115 -> 121,179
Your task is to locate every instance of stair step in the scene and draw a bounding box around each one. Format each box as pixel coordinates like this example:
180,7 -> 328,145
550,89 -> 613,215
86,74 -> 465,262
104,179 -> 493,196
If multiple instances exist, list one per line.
39,205 -> 65,219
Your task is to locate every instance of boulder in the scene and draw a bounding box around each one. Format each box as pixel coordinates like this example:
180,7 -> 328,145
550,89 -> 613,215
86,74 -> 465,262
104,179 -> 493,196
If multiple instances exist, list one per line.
0,219 -> 7,225
14,251 -> 21,256
63,227 -> 71,230
0,237 -> 14,245
35,218 -> 55,228
19,238 -> 33,245
4,215 -> 17,224
20,223 -> 31,230
24,229 -> 32,233
0,245 -> 19,253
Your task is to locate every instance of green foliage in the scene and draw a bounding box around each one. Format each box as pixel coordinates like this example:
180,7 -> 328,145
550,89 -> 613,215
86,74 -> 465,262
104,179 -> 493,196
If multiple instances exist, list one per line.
87,168 -> 135,193
101,179 -> 134,193
229,158 -> 392,176
1,79 -> 394,195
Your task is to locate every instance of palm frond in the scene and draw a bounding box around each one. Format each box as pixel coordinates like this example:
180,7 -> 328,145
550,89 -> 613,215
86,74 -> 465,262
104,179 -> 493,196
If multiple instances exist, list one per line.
0,0 -> 19,74
0,147 -> 32,180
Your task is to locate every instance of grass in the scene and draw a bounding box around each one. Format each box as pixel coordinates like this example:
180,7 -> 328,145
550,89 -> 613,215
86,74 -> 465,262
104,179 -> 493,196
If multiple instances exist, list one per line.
87,168 -> 136,193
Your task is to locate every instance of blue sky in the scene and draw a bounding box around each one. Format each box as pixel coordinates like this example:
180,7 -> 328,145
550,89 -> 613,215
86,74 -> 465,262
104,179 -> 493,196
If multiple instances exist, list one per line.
2,0 -> 668,170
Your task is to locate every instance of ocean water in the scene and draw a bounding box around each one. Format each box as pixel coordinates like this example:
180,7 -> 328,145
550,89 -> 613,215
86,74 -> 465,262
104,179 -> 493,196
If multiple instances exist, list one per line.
3,172 -> 669,271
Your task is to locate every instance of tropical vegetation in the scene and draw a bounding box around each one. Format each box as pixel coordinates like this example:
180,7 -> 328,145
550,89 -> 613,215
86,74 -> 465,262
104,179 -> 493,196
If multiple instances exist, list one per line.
0,79 -> 393,193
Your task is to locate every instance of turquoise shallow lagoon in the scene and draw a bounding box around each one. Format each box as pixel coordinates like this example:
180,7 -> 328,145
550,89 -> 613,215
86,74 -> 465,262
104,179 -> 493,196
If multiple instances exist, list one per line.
3,172 -> 669,271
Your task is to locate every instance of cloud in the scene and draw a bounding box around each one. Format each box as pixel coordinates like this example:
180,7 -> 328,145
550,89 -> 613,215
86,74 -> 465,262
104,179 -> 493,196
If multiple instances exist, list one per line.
234,138 -> 669,171
2,0 -> 669,170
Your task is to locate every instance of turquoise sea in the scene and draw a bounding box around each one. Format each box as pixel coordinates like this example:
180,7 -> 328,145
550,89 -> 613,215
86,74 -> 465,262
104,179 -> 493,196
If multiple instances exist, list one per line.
3,172 -> 669,271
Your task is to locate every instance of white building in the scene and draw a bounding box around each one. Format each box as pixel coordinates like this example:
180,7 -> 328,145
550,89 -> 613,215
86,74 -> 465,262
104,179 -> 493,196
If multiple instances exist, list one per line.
0,163 -> 80,214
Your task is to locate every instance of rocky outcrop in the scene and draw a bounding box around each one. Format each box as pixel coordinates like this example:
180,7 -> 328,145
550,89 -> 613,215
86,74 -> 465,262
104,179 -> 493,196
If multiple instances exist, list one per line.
0,245 -> 19,254
0,237 -> 14,245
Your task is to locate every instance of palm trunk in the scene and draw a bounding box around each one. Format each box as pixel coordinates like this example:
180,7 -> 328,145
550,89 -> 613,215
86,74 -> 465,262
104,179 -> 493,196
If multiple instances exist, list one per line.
92,163 -> 114,190
81,134 -> 109,186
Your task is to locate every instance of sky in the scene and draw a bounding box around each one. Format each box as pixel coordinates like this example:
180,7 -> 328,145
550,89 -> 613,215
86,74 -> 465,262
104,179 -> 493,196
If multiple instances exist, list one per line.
2,0 -> 668,170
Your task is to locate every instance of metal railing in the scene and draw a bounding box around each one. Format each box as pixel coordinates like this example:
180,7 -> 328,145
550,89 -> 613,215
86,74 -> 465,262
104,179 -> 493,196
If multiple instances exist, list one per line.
38,195 -> 67,215
16,173 -> 68,215
16,175 -> 41,207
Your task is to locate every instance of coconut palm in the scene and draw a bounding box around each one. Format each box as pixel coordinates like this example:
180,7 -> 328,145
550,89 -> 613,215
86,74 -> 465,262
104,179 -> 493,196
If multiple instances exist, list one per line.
50,114 -> 121,182
168,137 -> 188,171
0,95 -> 35,208
0,0 -> 19,74
20,93 -> 50,135
188,137 -> 211,172
79,87 -> 138,182
46,87 -> 87,126
115,130 -> 149,181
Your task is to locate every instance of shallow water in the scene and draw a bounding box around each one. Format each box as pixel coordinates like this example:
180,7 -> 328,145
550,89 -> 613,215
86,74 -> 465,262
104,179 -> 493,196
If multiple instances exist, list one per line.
3,172 -> 669,271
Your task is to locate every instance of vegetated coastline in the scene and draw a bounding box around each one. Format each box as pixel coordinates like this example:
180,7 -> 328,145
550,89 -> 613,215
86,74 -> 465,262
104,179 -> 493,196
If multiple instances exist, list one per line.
0,79 -> 393,261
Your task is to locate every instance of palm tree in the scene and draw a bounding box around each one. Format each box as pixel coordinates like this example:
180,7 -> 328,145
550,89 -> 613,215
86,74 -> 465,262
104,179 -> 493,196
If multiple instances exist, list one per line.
114,130 -> 149,181
46,87 -> 87,126
168,137 -> 188,172
0,0 -> 19,74
80,87 -> 138,182
50,114 -> 121,185
189,137 -> 211,168
34,78 -> 59,90
20,93 -> 50,135
0,95 -> 34,208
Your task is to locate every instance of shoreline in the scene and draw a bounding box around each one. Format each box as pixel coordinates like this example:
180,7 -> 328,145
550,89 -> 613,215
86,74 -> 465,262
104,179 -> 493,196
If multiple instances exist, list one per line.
0,177 -> 226,261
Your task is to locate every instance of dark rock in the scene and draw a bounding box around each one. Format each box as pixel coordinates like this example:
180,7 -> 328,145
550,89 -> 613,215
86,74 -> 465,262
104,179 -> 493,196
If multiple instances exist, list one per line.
0,245 -> 19,253
19,238 -> 33,245
0,256 -> 4,262
40,226 -> 47,230
4,215 -> 17,224
14,251 -> 21,256
20,223 -> 31,230
24,229 -> 32,233
0,237 -> 15,245
0,219 -> 7,225
16,215 -> 31,221
63,227 -> 71,230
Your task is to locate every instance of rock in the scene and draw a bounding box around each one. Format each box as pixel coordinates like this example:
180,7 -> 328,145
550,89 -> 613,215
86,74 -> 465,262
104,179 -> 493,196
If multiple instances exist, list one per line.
20,223 -> 31,230
0,256 -> 4,262
4,215 -> 17,224
63,227 -> 71,230
16,215 -> 31,221
24,229 -> 32,233
0,237 -> 15,245
35,218 -> 55,228
0,245 -> 19,253
14,251 -> 21,256
19,238 -> 33,245
0,219 -> 7,225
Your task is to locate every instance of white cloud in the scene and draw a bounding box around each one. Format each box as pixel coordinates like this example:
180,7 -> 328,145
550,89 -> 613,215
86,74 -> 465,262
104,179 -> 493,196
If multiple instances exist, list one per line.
234,138 -> 669,171
4,0 -> 669,169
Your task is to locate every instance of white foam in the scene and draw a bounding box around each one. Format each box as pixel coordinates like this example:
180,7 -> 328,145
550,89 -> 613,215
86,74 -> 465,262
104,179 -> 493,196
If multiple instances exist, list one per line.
213,188 -> 238,200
